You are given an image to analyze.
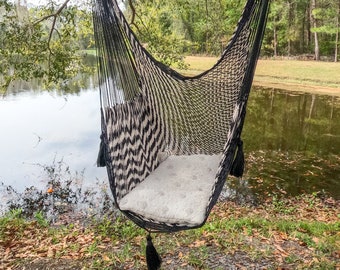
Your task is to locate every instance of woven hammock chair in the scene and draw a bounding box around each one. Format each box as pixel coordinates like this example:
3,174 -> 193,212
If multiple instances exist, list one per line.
94,0 -> 269,258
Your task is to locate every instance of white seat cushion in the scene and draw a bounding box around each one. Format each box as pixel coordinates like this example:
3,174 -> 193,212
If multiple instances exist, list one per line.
119,154 -> 221,227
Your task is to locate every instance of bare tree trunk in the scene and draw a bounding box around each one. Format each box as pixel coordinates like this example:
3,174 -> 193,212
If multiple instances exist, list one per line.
273,23 -> 278,57
287,0 -> 292,56
335,0 -> 340,62
306,5 -> 311,49
311,0 -> 320,60
301,8 -> 305,53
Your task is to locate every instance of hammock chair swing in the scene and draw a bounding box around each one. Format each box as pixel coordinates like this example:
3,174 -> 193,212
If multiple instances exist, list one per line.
93,0 -> 269,268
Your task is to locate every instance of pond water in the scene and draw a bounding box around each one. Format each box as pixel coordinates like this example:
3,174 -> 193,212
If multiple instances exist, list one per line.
237,88 -> 340,201
0,82 -> 339,212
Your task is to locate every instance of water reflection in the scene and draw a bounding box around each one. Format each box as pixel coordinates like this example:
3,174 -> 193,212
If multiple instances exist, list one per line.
244,89 -> 340,154
2,55 -> 98,98
231,88 -> 340,200
0,85 -> 339,206
0,85 -> 106,193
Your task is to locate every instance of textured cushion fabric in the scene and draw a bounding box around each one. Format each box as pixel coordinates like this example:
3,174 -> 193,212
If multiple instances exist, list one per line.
119,154 -> 221,227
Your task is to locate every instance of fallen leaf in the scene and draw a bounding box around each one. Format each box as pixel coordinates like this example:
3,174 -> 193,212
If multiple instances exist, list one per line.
47,247 -> 55,258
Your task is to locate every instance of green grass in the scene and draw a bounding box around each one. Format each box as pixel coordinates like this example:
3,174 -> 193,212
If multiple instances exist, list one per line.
80,51 -> 340,94
1,196 -> 338,269
80,49 -> 97,56
254,59 -> 340,88
176,56 -> 340,95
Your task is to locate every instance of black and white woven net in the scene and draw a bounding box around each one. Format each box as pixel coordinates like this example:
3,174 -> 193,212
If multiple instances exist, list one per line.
93,0 -> 269,231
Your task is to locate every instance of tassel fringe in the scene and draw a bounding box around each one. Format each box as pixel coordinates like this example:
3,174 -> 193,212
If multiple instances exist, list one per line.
96,134 -> 106,167
146,234 -> 162,270
230,139 -> 244,178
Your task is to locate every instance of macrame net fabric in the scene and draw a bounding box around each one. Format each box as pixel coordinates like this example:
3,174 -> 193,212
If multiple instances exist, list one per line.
93,0 -> 269,232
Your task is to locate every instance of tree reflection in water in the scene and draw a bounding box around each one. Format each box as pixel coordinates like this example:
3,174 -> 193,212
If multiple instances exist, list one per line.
226,88 -> 340,201
0,85 -> 339,216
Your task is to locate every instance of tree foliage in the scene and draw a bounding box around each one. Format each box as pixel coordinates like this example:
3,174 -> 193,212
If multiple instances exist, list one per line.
125,0 -> 339,61
0,0 -> 94,92
1,0 -> 339,91
125,0 -> 244,58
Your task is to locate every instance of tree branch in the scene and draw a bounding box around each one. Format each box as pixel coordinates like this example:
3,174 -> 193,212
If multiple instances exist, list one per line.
128,0 -> 136,25
33,0 -> 71,25
31,0 -> 72,76
33,0 -> 71,54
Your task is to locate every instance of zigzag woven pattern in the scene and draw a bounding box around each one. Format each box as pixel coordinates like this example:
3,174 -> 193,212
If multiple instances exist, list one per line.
105,95 -> 166,200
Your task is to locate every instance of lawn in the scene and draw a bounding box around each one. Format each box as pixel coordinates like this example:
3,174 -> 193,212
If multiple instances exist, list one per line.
180,56 -> 340,96
254,59 -> 340,94
81,50 -> 340,95
1,194 -> 339,269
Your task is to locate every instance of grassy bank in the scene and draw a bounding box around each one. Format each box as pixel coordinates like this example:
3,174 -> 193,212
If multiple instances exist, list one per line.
81,50 -> 340,95
81,49 -> 97,56
1,194 -> 339,269
180,56 -> 340,96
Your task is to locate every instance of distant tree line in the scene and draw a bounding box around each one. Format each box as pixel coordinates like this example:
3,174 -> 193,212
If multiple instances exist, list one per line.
266,0 -> 340,61
1,0 -> 339,90
125,0 -> 340,62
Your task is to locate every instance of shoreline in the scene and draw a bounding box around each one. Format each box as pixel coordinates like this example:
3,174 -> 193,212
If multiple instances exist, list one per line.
1,194 -> 338,269
181,56 -> 340,97
253,80 -> 340,97
182,70 -> 340,97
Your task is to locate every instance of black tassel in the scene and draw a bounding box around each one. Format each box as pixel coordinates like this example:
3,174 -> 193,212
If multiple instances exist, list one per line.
230,139 -> 244,178
146,234 -> 162,270
96,134 -> 106,167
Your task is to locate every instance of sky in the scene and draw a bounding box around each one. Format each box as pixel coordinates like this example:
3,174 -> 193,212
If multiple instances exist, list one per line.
24,0 -> 124,7
24,0 -> 86,7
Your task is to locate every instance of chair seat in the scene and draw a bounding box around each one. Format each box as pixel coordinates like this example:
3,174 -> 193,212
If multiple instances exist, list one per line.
119,154 -> 221,227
